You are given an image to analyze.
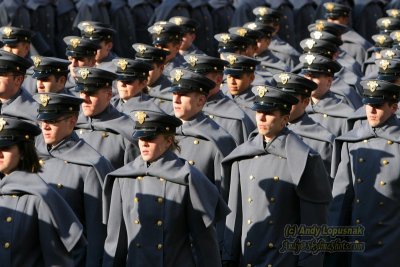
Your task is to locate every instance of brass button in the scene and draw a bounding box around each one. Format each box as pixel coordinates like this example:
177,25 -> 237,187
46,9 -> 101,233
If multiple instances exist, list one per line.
64,160 -> 68,164
378,221 -> 383,225
209,115 -> 214,119
159,177 -> 165,182
382,160 -> 389,165
268,242 -> 274,248
137,176 -> 143,180
268,220 -> 274,225
246,264 -> 252,267
270,197 -> 276,203
193,140 -> 199,145
79,129 -> 84,134
378,240 -> 383,246
354,240 -> 359,244
188,160 -> 195,165
358,158 -> 365,163
157,244 -> 163,250
254,155 -> 259,159
249,175 -> 255,180
39,159 -> 45,166
102,132 -> 109,138
156,220 -> 163,226
157,197 -> 163,203
57,183 -> 63,189
363,139 -> 368,143
247,219 -> 252,224
273,176 -> 279,182
387,140 -> 393,144
248,197 -> 253,203
134,219 -> 140,224
355,219 -> 360,224
380,181 -> 386,186
134,197 -> 139,203
268,265 -> 272,267
5,217 -> 12,223
355,199 -> 360,203
246,241 -> 251,247
379,201 -> 384,206
136,243 -> 141,248
3,242 -> 10,249
357,178 -> 362,183
323,114 -> 328,118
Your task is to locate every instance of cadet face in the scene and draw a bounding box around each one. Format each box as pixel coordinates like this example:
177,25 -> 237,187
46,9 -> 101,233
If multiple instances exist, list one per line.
80,88 -> 112,117
0,144 -> 20,175
256,110 -> 289,142
40,115 -> 77,146
180,32 -> 196,51
37,75 -> 66,93
173,92 -> 206,121
3,42 -> 30,58
68,56 -> 96,78
0,73 -> 24,99
155,42 -> 181,62
227,73 -> 255,95
365,102 -> 398,127
148,63 -> 164,86
303,73 -> 332,99
289,95 -> 309,122
95,40 -> 113,63
256,37 -> 271,55
139,134 -> 173,162
117,79 -> 147,101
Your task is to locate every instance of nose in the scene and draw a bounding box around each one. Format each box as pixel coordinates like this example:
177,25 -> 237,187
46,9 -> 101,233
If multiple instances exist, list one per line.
70,58 -> 78,67
173,94 -> 181,103
80,92 -> 90,102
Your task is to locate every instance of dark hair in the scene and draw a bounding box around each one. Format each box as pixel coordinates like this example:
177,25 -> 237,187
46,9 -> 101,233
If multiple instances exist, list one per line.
164,134 -> 181,153
54,72 -> 69,80
17,141 -> 41,173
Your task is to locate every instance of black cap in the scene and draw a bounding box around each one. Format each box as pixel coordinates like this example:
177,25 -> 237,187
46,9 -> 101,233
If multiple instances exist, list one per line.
361,79 -> 400,104
0,115 -> 40,147
308,20 -> 348,36
63,36 -> 100,58
300,38 -> 339,58
113,58 -> 153,81
253,6 -> 282,24
387,9 -> 400,18
390,30 -> 400,45
324,2 -> 351,19
31,56 -> 70,79
380,48 -> 400,59
74,67 -> 117,93
132,43 -> 170,63
34,93 -> 83,121
148,21 -> 183,46
299,53 -> 342,76
377,17 -> 400,33
228,27 -> 263,45
169,16 -> 199,33
222,53 -> 260,75
0,26 -> 32,44
243,22 -> 275,39
77,21 -> 116,42
309,30 -> 343,46
256,61 -> 289,77
251,85 -> 299,112
0,50 -> 32,74
169,68 -> 216,95
132,109 -> 182,140
184,54 -> 228,74
273,72 -> 318,96
371,34 -> 393,48
375,59 -> 400,81
214,33 -> 251,53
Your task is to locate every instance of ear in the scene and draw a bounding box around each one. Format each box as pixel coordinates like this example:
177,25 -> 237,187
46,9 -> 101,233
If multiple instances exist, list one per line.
282,114 -> 290,126
249,73 -> 255,83
302,97 -> 310,108
106,41 -> 113,51
198,94 -> 207,106
105,88 -> 113,101
391,102 -> 398,113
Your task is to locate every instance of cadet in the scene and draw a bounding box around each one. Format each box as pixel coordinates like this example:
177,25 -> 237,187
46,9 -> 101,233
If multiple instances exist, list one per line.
301,53 -> 355,137
363,34 -> 393,78
0,115 -> 86,266
168,16 -> 205,56
63,36 -> 100,91
34,93 -> 114,267
74,67 -> 139,169
111,58 -> 154,115
103,109 -> 229,267
0,50 -> 37,122
327,79 -> 400,267
0,26 -> 32,58
170,68 -> 237,186
228,25 -> 264,57
352,0 -> 384,42
148,21 -> 186,78
184,54 -> 256,144
30,56 -> 71,94
222,86 -> 331,267
129,0 -> 156,45
222,53 -> 260,125
77,21 -> 118,70
214,32 -> 252,56
273,72 -> 335,174
132,43 -> 173,114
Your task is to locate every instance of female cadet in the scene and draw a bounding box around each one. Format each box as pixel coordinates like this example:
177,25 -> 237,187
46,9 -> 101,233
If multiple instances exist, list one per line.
0,116 -> 86,267
102,109 -> 230,267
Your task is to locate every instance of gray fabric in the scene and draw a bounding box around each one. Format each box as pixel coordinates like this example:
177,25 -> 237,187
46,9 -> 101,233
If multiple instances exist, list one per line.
0,171 -> 86,267
111,93 -> 152,115
148,75 -> 174,115
222,128 -> 331,266
1,88 -> 38,123
341,30 -> 371,66
269,36 -> 300,70
330,68 -> 363,110
225,87 -> 257,126
162,53 -> 187,78
102,150 -> 229,266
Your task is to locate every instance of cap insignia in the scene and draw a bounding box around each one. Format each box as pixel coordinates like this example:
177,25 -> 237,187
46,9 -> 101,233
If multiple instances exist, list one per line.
173,17 -> 183,25
389,9 -> 400,17
367,81 -> 379,92
258,7 -> 267,16
32,56 -> 41,68
174,69 -> 184,81
379,59 -> 390,70
305,39 -> 316,49
188,55 -> 198,67
137,44 -> 146,55
313,31 -> 323,39
316,21 -> 325,31
135,111 -> 147,124
247,23 -> 257,30
2,27 -> 12,38
118,59 -> 128,71
40,94 -> 50,107
305,54 -> 316,65
257,86 -> 268,97
0,118 -> 6,131
237,28 -> 247,37
325,3 -> 335,12
70,38 -> 80,48
279,73 -> 290,84
226,54 -> 237,65
382,19 -> 391,28
385,50 -> 395,59
153,25 -> 164,35
84,25 -> 95,36
220,34 -> 230,44
79,68 -> 90,79
376,35 -> 386,45
394,31 -> 400,41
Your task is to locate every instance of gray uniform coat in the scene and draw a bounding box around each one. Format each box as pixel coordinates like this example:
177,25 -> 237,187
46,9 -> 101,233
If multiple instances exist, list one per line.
226,87 -> 257,126
222,128 -> 331,267
327,115 -> 400,267
102,150 -> 230,267
269,36 -> 300,70
111,93 -> 151,115
341,30 -> 371,67
76,104 -> 139,168
1,88 -> 38,123
204,91 -> 256,144
36,132 -> 114,267
175,112 -> 237,189
0,171 -> 86,267
148,74 -> 174,115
